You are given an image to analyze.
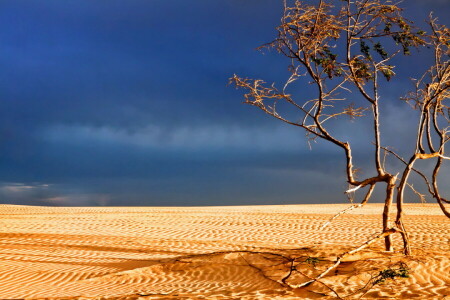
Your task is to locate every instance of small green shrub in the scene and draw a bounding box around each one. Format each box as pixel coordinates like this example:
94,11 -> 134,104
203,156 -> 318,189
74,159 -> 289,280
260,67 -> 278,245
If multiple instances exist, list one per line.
305,256 -> 320,267
374,262 -> 410,285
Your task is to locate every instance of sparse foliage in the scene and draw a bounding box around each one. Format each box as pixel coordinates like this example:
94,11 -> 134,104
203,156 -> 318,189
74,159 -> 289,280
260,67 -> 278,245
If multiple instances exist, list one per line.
305,256 -> 321,267
373,262 -> 410,285
231,0 -> 450,256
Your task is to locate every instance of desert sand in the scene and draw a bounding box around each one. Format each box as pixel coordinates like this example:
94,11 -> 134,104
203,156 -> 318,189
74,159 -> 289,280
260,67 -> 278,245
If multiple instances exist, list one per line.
0,203 -> 448,299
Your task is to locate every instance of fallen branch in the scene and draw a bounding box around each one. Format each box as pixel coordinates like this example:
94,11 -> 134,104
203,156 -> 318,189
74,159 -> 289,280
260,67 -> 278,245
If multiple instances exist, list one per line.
295,268 -> 344,299
320,204 -> 363,230
280,258 -> 295,284
286,228 -> 399,289
321,184 -> 375,230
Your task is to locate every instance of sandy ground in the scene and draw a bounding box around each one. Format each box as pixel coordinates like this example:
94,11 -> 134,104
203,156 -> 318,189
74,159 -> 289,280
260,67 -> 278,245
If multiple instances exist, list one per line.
0,203 -> 448,299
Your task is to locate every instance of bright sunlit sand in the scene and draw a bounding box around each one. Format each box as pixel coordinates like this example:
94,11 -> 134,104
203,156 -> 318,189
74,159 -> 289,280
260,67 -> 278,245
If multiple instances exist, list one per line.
0,203 -> 448,299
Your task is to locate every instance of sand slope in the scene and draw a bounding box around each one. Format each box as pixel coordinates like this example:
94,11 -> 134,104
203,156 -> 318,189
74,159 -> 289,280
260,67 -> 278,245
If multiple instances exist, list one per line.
0,204 -> 448,299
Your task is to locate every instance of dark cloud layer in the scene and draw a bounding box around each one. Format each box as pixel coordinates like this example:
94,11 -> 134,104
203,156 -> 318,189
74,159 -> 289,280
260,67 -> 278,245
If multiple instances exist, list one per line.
0,1 -> 449,206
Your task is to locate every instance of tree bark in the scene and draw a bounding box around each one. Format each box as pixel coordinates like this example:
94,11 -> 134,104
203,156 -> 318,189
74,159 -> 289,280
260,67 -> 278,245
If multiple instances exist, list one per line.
383,176 -> 396,251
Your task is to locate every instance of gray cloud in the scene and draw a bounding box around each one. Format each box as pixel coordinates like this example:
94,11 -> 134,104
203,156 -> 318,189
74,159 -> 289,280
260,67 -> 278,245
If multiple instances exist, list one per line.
0,0 -> 449,207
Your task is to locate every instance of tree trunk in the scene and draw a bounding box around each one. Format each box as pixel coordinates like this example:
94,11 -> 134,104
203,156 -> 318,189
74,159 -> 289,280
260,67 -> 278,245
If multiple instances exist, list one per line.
396,217 -> 411,255
396,157 -> 416,255
382,176 -> 396,251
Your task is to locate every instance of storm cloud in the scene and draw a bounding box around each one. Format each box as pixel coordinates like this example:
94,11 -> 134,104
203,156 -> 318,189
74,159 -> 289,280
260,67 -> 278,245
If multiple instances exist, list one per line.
0,1 -> 449,206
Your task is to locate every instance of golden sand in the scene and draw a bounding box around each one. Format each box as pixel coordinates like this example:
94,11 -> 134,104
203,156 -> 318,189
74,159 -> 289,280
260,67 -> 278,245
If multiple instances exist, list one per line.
0,204 -> 448,299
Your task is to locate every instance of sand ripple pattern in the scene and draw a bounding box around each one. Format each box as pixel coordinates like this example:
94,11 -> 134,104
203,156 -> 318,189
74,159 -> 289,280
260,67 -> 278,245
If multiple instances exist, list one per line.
0,204 -> 448,299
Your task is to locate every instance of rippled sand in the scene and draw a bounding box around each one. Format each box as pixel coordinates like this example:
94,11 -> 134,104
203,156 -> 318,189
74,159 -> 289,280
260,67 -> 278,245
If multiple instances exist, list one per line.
0,204 -> 448,299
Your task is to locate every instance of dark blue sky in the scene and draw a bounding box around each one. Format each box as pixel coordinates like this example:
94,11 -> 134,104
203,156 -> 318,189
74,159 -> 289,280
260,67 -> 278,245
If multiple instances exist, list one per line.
0,0 -> 449,206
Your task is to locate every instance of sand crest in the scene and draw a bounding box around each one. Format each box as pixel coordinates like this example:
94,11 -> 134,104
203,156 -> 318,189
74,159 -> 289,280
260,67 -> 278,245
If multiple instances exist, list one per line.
0,203 -> 448,299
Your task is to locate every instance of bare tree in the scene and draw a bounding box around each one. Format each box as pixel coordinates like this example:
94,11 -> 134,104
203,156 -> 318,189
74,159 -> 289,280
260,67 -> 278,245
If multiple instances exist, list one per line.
231,0 -> 449,255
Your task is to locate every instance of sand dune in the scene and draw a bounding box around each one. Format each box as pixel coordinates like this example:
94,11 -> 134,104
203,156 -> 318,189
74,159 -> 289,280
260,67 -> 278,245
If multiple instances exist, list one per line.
0,203 -> 448,299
